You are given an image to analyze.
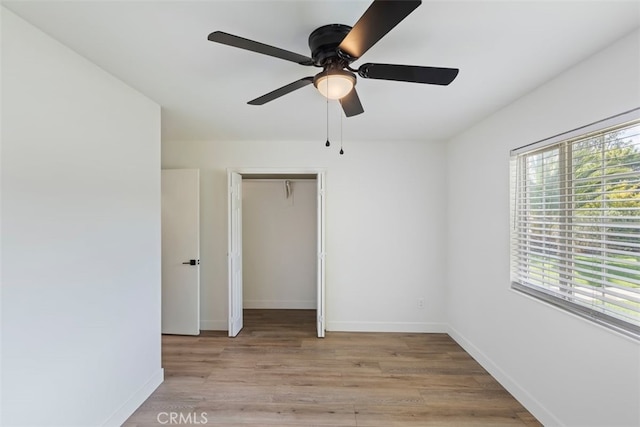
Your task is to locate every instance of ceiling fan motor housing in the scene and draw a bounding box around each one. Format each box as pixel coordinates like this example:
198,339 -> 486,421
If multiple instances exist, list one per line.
308,24 -> 352,68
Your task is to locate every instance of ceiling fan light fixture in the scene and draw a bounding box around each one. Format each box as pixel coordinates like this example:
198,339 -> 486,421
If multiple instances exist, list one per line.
314,70 -> 356,100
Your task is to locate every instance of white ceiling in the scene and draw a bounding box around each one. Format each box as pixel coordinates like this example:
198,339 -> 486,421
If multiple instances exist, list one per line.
3,0 -> 639,142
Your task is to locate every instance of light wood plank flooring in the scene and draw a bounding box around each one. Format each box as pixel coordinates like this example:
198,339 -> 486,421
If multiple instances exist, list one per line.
124,309 -> 541,426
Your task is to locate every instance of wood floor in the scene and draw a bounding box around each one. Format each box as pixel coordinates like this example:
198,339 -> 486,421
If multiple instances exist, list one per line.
124,310 -> 541,426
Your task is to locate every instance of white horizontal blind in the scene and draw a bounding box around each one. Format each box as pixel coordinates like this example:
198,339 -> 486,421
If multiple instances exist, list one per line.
510,111 -> 640,339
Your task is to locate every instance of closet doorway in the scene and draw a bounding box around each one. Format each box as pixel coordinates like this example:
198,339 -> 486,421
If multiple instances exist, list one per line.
227,169 -> 326,338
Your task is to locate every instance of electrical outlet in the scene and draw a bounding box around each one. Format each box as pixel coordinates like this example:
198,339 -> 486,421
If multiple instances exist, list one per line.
417,298 -> 425,309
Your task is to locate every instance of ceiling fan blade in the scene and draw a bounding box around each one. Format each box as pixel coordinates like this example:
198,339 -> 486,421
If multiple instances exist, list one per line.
338,0 -> 421,60
339,88 -> 364,117
358,63 -> 459,85
208,31 -> 314,66
248,77 -> 315,105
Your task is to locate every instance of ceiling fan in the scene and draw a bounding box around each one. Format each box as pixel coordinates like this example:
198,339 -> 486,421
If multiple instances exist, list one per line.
208,0 -> 459,117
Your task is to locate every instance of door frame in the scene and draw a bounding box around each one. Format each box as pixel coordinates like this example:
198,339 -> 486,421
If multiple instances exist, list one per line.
227,167 -> 326,338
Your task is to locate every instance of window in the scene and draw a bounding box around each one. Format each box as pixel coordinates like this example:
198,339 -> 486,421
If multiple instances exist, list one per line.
510,109 -> 640,339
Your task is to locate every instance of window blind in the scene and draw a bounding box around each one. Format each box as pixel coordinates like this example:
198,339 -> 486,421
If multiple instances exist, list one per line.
510,109 -> 640,339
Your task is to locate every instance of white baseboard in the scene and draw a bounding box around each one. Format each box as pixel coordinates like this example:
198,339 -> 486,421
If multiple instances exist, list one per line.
102,368 -> 164,427
446,326 -> 561,427
202,319 -> 447,333
327,321 -> 448,333
200,319 -> 227,331
243,299 -> 316,309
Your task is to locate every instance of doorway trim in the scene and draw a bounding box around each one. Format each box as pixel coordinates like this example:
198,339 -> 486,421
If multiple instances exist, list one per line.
227,167 -> 327,338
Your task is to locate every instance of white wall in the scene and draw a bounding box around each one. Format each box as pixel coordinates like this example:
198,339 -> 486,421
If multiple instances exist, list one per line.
243,180 -> 317,309
446,30 -> 640,427
1,9 -> 162,426
162,139 -> 448,332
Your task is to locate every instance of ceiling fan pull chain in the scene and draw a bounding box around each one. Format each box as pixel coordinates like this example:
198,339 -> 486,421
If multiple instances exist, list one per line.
325,72 -> 330,147
339,105 -> 344,155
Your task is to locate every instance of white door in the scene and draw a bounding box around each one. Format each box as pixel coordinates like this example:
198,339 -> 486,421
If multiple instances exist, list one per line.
161,169 -> 200,335
228,171 -> 243,337
317,172 -> 326,338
